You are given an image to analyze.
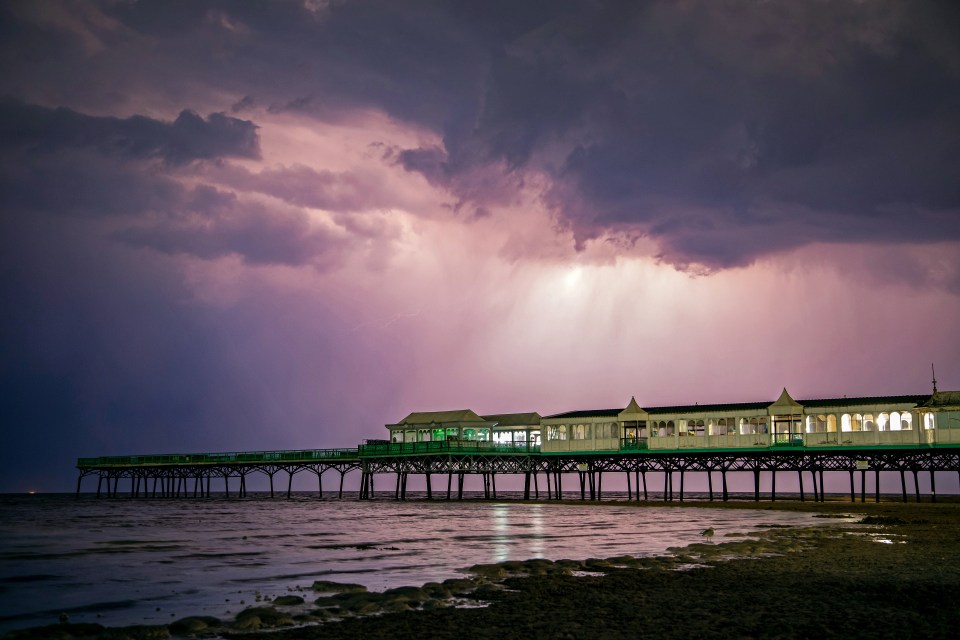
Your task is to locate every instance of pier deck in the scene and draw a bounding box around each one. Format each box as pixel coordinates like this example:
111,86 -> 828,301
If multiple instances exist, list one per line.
77,441 -> 960,504
76,448 -> 360,499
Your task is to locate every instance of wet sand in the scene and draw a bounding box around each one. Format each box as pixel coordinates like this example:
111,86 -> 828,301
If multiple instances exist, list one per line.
10,499 -> 960,639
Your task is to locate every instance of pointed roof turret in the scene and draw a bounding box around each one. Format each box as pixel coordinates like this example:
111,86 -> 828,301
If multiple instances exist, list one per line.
618,396 -> 648,421
920,390 -> 960,409
768,388 -> 803,415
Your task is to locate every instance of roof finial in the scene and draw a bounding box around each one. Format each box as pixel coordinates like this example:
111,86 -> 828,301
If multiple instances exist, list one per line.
932,363 -> 938,393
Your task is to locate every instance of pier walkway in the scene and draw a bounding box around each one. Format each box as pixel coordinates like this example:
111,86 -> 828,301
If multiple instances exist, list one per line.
77,440 -> 960,504
76,448 -> 360,499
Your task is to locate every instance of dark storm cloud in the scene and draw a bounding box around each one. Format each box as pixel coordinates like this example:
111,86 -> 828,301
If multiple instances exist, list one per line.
445,1 -> 960,267
0,99 -> 351,268
0,100 -> 259,165
0,99 -> 262,223
68,0 -> 949,269
114,191 -> 347,268
0,150 -> 184,217
8,1 -> 957,268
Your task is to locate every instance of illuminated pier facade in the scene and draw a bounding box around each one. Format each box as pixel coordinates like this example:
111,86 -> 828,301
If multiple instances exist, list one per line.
385,389 -> 960,451
77,388 -> 960,503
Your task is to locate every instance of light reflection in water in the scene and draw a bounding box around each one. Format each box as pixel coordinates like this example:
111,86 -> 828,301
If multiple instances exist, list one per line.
492,504 -> 510,563
530,503 -> 544,558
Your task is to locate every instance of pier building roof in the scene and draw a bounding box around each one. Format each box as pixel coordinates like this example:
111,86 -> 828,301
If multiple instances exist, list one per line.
619,397 -> 648,422
800,394 -> 930,408
920,391 -> 960,408
481,412 -> 542,427
544,408 -> 623,420
389,409 -> 491,426
645,401 -> 771,414
392,390 -> 950,430
544,392 -> 941,420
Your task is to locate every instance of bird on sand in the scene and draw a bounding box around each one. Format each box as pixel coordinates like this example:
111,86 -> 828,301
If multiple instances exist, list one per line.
700,527 -> 715,542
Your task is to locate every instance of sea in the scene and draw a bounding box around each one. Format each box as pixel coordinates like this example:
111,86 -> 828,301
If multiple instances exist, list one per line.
0,492 -> 844,633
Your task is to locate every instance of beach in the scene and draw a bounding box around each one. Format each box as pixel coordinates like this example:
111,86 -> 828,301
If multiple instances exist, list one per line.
7,498 -> 960,639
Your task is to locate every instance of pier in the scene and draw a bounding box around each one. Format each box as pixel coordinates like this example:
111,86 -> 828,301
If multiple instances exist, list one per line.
76,386 -> 960,503
76,441 -> 960,504
76,449 -> 360,499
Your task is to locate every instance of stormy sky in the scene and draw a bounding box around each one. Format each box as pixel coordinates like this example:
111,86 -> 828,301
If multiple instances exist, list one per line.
2,1 -> 959,492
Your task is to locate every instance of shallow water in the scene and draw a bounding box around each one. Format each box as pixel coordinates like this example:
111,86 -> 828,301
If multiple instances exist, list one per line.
0,493 -> 830,632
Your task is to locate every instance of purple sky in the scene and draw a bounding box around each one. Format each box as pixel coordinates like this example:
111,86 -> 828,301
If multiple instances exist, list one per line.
2,1 -> 959,492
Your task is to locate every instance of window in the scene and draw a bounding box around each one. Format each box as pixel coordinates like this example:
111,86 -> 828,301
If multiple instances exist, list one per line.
890,412 -> 902,431
841,414 -> 852,432
900,413 -> 913,431
877,413 -> 890,431
548,425 -> 568,441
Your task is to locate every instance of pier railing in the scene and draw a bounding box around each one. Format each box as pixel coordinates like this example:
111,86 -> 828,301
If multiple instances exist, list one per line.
77,448 -> 359,468
619,438 -> 649,451
358,441 -> 540,457
771,433 -> 806,447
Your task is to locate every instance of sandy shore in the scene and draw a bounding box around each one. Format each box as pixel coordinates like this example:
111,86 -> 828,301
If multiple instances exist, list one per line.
9,499 -> 960,640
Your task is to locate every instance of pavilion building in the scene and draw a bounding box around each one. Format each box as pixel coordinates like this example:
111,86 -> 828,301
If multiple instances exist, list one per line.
385,389 -> 960,452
